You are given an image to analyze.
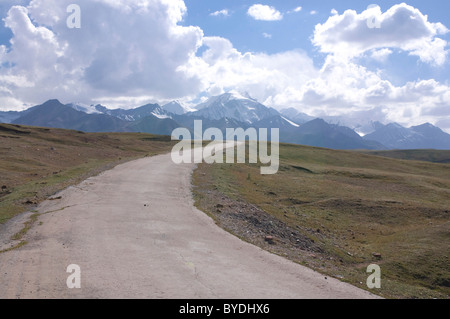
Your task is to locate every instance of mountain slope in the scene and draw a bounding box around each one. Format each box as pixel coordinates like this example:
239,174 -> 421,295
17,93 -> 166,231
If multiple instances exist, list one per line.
364,122 -> 450,150
6,97 -> 450,150
127,115 -> 181,136
0,111 -> 22,124
192,92 -> 279,124
285,119 -> 386,150
280,108 -> 315,124
13,100 -> 128,132
92,103 -> 170,122
162,101 -> 192,115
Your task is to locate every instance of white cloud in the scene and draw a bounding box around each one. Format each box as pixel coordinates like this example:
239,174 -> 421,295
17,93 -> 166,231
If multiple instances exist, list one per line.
210,9 -> 229,17
310,10 -> 317,15
262,32 -> 272,39
0,1 -> 449,134
312,3 -> 449,65
287,6 -> 302,14
184,36 -> 317,104
330,9 -> 338,15
253,52 -> 450,132
370,48 -> 393,62
247,4 -> 283,21
0,0 -> 204,108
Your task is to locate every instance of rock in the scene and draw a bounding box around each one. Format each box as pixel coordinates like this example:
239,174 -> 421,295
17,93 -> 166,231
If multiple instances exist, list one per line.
1,185 -> 7,191
372,253 -> 382,259
264,236 -> 275,244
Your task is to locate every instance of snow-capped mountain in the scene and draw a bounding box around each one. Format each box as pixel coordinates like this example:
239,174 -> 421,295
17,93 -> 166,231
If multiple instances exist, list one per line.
191,91 -> 279,124
279,108 -> 315,125
363,122 -> 450,150
162,101 -> 193,115
88,103 -> 172,121
67,103 -> 103,114
5,96 -> 450,150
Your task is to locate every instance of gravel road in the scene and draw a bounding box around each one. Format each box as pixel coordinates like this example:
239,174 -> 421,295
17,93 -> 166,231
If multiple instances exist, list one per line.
0,147 -> 379,299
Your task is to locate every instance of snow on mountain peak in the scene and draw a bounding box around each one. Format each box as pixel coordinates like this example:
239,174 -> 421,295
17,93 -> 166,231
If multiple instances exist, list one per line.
67,103 -> 103,114
281,116 -> 300,127
162,100 -> 194,115
227,90 -> 254,101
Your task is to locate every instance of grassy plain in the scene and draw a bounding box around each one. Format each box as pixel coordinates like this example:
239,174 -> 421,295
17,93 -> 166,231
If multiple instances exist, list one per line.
193,143 -> 450,299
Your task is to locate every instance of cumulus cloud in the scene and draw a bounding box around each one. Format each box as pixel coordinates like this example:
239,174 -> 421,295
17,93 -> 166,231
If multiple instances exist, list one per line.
0,1 -> 449,133
247,4 -> 283,21
258,53 -> 450,132
183,36 -> 317,103
370,48 -> 393,62
210,9 -> 229,17
313,3 -> 449,65
0,0 -> 204,108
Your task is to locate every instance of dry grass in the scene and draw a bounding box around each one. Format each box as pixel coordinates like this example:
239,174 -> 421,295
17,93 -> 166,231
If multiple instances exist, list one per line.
192,143 -> 450,299
0,123 -> 176,224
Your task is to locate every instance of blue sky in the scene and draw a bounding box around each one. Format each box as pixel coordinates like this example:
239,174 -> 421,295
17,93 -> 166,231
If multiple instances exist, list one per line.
184,0 -> 450,53
0,0 -> 449,132
182,0 -> 450,84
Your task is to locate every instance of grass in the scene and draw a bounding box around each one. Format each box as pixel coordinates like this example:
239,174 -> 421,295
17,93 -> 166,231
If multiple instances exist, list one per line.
192,143 -> 450,299
10,213 -> 39,241
0,123 -> 176,225
358,149 -> 450,164
2,124 -> 449,298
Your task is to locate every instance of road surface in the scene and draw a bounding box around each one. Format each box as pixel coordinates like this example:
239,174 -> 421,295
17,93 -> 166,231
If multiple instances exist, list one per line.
0,147 -> 379,299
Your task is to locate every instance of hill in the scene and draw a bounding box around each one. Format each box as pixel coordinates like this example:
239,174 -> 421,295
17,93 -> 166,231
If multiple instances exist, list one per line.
192,142 -> 450,299
0,124 -> 176,225
364,122 -> 450,150
12,100 -> 129,133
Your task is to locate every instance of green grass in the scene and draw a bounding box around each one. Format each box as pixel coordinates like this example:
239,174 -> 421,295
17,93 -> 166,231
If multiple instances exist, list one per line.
10,213 -> 39,241
358,149 -> 450,164
192,143 -> 450,299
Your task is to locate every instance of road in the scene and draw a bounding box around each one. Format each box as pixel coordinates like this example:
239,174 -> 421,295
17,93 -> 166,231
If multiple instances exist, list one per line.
0,146 -> 379,299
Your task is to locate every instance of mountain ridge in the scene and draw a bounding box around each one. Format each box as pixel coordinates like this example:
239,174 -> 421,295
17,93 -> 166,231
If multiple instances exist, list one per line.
4,95 -> 450,150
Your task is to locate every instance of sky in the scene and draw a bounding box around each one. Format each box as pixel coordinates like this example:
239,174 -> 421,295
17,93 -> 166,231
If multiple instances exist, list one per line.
0,0 -> 449,132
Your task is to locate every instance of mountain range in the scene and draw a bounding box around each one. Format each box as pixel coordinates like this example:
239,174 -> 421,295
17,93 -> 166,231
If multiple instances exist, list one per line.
2,92 -> 450,150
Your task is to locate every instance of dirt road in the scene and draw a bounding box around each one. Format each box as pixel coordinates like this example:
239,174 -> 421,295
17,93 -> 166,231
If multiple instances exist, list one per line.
0,148 -> 379,299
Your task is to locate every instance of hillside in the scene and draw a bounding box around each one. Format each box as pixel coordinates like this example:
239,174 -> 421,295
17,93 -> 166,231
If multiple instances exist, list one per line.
192,143 -> 450,299
0,124 -> 176,224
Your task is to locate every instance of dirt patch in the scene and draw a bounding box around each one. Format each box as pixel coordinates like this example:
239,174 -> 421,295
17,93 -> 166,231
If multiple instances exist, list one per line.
0,211 -> 35,252
194,186 -> 323,263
